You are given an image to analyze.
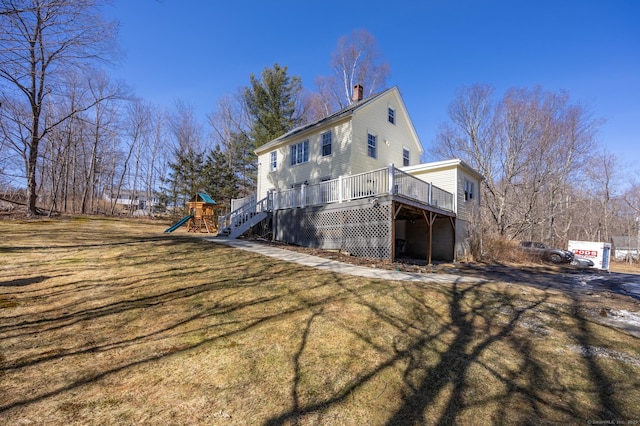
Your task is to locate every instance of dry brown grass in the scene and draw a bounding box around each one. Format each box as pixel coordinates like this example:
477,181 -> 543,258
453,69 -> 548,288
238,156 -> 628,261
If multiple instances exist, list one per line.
0,217 -> 639,425
611,261 -> 640,274
480,236 -> 528,264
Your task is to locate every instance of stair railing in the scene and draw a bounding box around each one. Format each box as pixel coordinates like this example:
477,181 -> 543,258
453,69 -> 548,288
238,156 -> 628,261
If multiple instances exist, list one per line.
218,192 -> 272,233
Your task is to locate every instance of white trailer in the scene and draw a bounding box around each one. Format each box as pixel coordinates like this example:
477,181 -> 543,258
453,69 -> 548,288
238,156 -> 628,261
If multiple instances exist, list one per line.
568,240 -> 611,270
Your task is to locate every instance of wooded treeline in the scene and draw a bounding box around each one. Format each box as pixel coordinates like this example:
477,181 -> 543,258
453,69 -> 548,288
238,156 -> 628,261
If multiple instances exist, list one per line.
0,0 -> 638,253
0,1 -> 381,217
434,84 -> 640,251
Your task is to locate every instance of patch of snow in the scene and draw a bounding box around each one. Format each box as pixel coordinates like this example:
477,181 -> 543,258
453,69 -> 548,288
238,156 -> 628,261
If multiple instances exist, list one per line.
571,274 -> 601,288
566,344 -> 640,368
608,309 -> 640,327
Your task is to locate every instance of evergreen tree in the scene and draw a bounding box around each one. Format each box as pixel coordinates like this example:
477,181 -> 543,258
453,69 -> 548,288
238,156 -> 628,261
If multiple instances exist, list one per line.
243,63 -> 306,150
203,145 -> 238,205
227,130 -> 256,197
161,148 -> 204,215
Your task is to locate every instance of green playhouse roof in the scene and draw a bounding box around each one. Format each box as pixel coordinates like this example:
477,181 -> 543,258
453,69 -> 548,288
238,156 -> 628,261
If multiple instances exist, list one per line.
195,192 -> 216,204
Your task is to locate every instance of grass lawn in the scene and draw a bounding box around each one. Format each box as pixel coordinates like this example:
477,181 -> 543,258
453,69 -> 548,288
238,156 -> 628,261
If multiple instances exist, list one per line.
0,217 -> 639,425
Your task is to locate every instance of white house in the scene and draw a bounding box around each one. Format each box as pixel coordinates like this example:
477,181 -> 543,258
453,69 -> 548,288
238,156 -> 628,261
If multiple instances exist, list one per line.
255,85 -> 423,200
220,85 -> 483,262
611,236 -> 639,261
103,189 -> 161,214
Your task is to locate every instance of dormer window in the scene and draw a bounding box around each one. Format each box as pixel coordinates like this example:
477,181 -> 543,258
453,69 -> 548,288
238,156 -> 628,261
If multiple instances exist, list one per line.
388,107 -> 395,124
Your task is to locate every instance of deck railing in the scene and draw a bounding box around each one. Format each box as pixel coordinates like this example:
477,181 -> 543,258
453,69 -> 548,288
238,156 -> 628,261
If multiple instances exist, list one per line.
393,168 -> 454,209
230,194 -> 256,212
270,165 -> 454,212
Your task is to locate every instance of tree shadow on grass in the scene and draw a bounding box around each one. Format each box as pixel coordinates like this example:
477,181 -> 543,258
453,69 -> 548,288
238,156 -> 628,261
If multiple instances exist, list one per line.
569,293 -> 623,420
0,242 -> 363,417
264,275 -> 633,425
0,276 -> 50,287
0,238 -> 634,424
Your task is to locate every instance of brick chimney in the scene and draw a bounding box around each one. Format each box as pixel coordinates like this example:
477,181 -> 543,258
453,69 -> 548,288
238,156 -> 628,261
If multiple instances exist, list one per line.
352,84 -> 363,102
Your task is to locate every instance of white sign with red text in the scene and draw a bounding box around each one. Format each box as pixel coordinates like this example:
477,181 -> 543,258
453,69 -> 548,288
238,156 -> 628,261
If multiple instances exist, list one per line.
568,240 -> 611,270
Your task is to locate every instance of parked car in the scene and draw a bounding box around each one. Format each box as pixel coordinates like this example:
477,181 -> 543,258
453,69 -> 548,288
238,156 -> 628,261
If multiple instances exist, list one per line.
518,241 -> 575,264
571,257 -> 595,267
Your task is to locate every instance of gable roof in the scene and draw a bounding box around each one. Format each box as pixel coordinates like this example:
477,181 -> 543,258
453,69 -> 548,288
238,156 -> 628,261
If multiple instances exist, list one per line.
192,192 -> 217,204
255,86 -> 420,155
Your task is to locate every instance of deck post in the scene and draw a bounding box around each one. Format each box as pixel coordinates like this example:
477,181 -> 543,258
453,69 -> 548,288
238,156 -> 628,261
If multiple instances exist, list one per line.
300,184 -> 306,208
391,201 -> 396,261
338,176 -> 344,203
388,164 -> 396,195
428,182 -> 433,205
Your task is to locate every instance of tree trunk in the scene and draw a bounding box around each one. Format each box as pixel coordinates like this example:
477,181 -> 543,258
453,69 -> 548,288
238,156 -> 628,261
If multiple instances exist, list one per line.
26,130 -> 41,216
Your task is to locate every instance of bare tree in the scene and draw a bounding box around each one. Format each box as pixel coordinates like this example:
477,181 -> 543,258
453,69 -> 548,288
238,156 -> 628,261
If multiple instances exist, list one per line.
0,93 -> 31,190
208,92 -> 254,196
0,0 -> 119,215
624,182 -> 640,217
38,76 -> 87,215
144,106 -> 170,214
82,72 -> 123,214
169,100 -> 202,154
314,29 -> 390,114
163,100 -> 203,210
110,98 -> 148,215
434,85 -> 600,242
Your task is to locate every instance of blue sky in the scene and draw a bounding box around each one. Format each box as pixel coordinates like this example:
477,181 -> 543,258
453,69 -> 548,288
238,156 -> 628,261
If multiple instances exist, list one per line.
106,0 -> 640,178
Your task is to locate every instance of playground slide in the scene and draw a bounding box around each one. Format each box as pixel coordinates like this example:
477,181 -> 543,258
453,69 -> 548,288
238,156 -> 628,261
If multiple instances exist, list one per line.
164,215 -> 193,233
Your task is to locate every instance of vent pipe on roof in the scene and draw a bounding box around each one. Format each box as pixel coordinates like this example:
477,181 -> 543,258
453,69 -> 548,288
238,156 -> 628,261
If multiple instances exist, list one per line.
352,84 -> 363,102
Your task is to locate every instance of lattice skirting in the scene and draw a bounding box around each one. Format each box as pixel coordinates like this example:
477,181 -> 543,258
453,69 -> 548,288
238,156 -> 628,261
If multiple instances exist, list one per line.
274,198 -> 392,259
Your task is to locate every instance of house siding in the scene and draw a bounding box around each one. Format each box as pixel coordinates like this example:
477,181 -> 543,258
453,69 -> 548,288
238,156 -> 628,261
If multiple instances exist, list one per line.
408,166 -> 458,213
257,119 -> 353,200
350,91 -> 422,174
456,168 -> 481,222
405,162 -> 481,224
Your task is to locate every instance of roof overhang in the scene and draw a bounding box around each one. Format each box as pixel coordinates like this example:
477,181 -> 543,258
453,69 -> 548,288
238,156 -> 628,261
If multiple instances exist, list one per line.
401,158 -> 484,181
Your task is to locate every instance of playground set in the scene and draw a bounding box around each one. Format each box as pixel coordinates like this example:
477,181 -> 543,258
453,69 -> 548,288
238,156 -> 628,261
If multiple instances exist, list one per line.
164,193 -> 225,234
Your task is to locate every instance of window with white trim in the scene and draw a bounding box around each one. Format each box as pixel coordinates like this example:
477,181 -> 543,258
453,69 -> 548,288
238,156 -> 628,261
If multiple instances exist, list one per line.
402,148 -> 410,166
388,107 -> 395,124
290,140 -> 309,166
270,151 -> 277,171
367,133 -> 377,158
464,179 -> 475,201
321,131 -> 332,156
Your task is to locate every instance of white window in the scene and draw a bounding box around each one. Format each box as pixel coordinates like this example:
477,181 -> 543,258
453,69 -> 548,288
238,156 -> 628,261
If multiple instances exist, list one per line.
464,179 -> 475,201
270,151 -> 277,171
388,107 -> 395,124
367,133 -> 377,158
290,140 -> 309,166
402,148 -> 410,166
321,131 -> 332,156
